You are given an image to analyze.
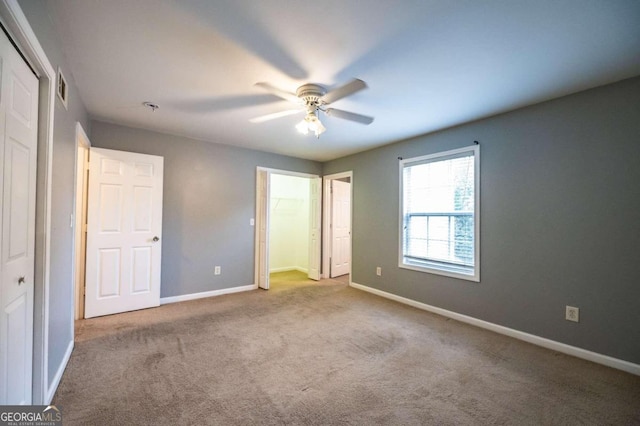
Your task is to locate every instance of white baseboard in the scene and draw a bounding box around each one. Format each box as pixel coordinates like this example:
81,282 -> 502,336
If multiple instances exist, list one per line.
160,284 -> 257,305
46,339 -> 74,404
270,266 -> 309,274
350,282 -> 640,376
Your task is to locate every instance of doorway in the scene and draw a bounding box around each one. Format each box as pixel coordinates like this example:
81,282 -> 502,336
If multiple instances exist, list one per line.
73,144 -> 165,319
269,174 -> 311,275
255,168 -> 321,290
322,172 -> 353,281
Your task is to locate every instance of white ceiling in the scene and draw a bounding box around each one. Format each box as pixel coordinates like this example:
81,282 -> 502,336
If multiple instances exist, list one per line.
44,0 -> 640,161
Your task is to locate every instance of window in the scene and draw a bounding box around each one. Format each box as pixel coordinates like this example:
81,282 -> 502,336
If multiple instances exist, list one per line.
399,145 -> 479,281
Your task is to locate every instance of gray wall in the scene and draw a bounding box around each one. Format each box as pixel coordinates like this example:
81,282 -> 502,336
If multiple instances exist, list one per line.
324,76 -> 640,364
18,1 -> 92,388
90,121 -> 322,298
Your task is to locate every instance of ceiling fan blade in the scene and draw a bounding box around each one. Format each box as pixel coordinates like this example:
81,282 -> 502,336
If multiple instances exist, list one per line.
321,79 -> 368,104
254,82 -> 302,104
249,109 -> 303,123
324,108 -> 374,125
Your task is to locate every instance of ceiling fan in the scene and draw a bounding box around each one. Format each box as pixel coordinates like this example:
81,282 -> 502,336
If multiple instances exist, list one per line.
250,79 -> 374,138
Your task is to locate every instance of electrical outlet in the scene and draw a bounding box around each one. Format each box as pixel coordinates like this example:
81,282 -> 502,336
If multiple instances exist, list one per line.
565,306 -> 579,322
214,266 -> 221,275
376,267 -> 382,276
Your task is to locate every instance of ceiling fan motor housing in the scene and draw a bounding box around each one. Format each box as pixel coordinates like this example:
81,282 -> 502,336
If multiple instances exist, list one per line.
296,84 -> 326,106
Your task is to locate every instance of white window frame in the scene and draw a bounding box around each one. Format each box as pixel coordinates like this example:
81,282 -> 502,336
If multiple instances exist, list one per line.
398,145 -> 480,282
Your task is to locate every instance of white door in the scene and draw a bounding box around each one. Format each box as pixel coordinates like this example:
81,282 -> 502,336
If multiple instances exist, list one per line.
85,148 -> 164,318
257,169 -> 270,289
331,180 -> 351,277
0,30 -> 39,405
307,177 -> 321,280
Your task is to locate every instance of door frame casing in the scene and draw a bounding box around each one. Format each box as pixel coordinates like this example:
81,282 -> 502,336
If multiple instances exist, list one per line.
254,167 -> 321,289
72,122 -> 90,320
322,171 -> 353,280
0,0 -> 57,404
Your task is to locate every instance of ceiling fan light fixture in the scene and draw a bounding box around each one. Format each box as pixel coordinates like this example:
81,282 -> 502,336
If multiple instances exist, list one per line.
296,119 -> 310,135
296,111 -> 326,138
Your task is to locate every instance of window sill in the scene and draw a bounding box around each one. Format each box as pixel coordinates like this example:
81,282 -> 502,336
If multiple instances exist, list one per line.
399,259 -> 479,282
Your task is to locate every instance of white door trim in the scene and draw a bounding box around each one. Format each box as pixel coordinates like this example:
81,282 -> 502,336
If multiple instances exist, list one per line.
73,123 -> 90,320
322,171 -> 353,280
255,169 -> 269,289
257,167 -> 320,179
254,167 -> 320,288
0,0 -> 57,404
307,176 -> 321,280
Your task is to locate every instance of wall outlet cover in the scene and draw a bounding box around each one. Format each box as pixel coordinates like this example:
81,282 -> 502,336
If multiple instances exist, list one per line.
565,306 -> 579,322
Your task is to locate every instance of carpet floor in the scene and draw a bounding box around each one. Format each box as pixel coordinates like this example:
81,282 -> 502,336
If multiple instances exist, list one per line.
54,271 -> 640,425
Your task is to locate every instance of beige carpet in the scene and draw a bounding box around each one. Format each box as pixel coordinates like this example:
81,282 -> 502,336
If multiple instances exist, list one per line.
55,271 -> 640,425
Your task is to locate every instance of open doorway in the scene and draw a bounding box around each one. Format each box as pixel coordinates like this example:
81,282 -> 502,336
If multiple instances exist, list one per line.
323,172 -> 353,282
255,168 -> 321,290
269,174 -> 311,275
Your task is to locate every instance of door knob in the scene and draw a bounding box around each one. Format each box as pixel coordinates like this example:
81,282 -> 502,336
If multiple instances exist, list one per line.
153,236 -> 160,242
18,276 -> 25,285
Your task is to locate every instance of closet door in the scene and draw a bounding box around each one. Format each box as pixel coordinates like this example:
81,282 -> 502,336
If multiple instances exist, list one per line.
0,29 -> 39,404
